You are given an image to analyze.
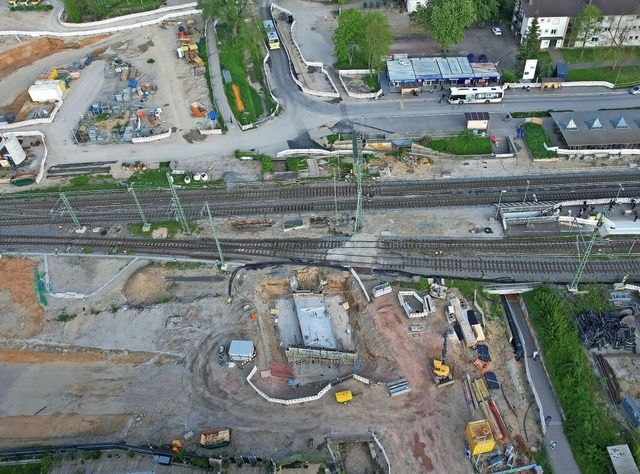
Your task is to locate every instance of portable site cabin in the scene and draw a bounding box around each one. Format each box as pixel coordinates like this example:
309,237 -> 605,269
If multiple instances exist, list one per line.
465,420 -> 495,455
228,340 -> 255,363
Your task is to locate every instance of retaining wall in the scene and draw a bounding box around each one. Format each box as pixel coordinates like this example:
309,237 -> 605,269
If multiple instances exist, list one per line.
0,100 -> 62,130
8,130 -> 48,184
0,9 -> 199,37
57,2 -> 197,28
505,81 -> 614,89
246,366 -> 371,405
338,69 -> 381,99
271,4 -> 340,99
131,128 -> 171,143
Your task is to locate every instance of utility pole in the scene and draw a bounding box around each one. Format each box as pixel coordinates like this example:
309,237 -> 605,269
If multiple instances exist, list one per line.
568,211 -> 607,292
352,131 -> 364,233
59,192 -> 85,232
203,201 -> 225,269
128,184 -> 150,232
166,171 -> 190,234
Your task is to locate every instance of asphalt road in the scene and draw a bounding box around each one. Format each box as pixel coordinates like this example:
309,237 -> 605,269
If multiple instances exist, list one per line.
2,4 -> 639,168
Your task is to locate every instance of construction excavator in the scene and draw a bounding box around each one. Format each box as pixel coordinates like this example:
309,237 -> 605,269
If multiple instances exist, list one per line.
432,330 -> 454,388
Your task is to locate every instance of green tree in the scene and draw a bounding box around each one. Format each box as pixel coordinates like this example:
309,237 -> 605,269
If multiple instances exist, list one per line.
516,16 -> 541,74
333,9 -> 364,66
361,11 -> 393,72
411,0 -> 476,53
473,0 -> 500,24
573,4 -> 603,60
197,0 -> 253,36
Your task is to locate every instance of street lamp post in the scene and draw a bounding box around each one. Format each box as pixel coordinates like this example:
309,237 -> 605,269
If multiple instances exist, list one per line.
496,190 -> 506,218
523,180 -> 530,204
616,183 -> 624,202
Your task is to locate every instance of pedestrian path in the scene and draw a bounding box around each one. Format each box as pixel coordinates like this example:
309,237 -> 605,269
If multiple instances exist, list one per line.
505,295 -> 581,474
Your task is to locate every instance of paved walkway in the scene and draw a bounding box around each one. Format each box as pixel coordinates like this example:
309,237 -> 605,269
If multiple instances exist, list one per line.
505,295 -> 581,474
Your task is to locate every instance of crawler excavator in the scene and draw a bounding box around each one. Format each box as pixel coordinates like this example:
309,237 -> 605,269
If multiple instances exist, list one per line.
432,330 -> 454,388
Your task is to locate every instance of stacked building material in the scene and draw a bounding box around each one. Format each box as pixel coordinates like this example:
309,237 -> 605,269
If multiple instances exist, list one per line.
577,310 -> 636,352
387,377 -> 411,397
467,377 -> 507,441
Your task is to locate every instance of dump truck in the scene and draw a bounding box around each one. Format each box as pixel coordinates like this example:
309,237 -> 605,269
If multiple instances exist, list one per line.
199,428 -> 231,449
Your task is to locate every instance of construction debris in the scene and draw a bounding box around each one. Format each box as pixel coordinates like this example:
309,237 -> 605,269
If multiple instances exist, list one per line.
577,309 -> 637,352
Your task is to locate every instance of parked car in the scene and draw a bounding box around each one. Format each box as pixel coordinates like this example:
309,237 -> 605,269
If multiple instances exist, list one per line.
630,85 -> 640,95
492,27 -> 502,36
467,53 -> 476,63
479,54 -> 488,63
31,0 -> 42,5
84,54 -> 98,66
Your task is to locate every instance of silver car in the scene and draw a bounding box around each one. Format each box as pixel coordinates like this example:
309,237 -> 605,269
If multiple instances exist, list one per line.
630,85 -> 640,95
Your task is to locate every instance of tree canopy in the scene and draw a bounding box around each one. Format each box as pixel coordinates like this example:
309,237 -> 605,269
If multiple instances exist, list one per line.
333,9 -> 393,71
197,0 -> 253,35
516,16 -> 541,74
473,0 -> 500,25
411,0 -> 476,53
573,4 -> 603,60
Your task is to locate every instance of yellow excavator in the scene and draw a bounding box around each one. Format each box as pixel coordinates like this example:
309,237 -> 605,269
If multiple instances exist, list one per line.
432,330 -> 454,388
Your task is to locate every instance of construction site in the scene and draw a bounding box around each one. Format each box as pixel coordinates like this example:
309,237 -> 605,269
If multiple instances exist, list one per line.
0,250 -> 547,473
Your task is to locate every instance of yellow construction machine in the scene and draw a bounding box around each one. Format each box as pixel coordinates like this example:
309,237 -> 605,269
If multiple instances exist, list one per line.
432,330 -> 454,388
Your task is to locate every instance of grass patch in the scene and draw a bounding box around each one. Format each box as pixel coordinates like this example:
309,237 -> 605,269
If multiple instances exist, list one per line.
127,168 -> 169,187
218,23 -> 269,126
559,46 -> 640,64
522,123 -> 557,159
128,221 -> 185,238
510,111 -> 552,118
286,156 -> 309,172
565,284 -> 616,313
568,66 -> 640,86
0,464 -> 42,474
234,150 -> 273,174
422,130 -> 491,155
523,286 -> 636,474
57,310 -> 77,322
9,4 -> 54,11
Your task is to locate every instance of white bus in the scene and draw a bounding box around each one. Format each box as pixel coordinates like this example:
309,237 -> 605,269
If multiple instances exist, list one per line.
263,20 -> 280,50
448,86 -> 504,104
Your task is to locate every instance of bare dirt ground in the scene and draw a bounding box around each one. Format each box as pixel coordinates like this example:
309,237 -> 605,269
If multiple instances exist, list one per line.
0,253 -> 542,472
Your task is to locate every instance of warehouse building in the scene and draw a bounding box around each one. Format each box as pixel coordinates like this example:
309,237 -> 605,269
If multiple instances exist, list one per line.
387,55 -> 501,93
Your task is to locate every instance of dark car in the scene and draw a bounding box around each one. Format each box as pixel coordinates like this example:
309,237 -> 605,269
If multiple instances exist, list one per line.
467,53 -> 476,63
479,54 -> 488,63
84,54 -> 97,66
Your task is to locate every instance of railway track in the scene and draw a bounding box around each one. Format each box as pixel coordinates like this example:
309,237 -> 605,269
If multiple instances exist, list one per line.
0,182 -> 638,227
1,234 -> 637,282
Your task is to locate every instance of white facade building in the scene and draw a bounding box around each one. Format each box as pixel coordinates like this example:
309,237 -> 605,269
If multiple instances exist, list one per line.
512,0 -> 640,49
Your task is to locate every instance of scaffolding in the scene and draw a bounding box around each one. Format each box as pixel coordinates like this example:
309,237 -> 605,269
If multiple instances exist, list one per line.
285,346 -> 358,365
